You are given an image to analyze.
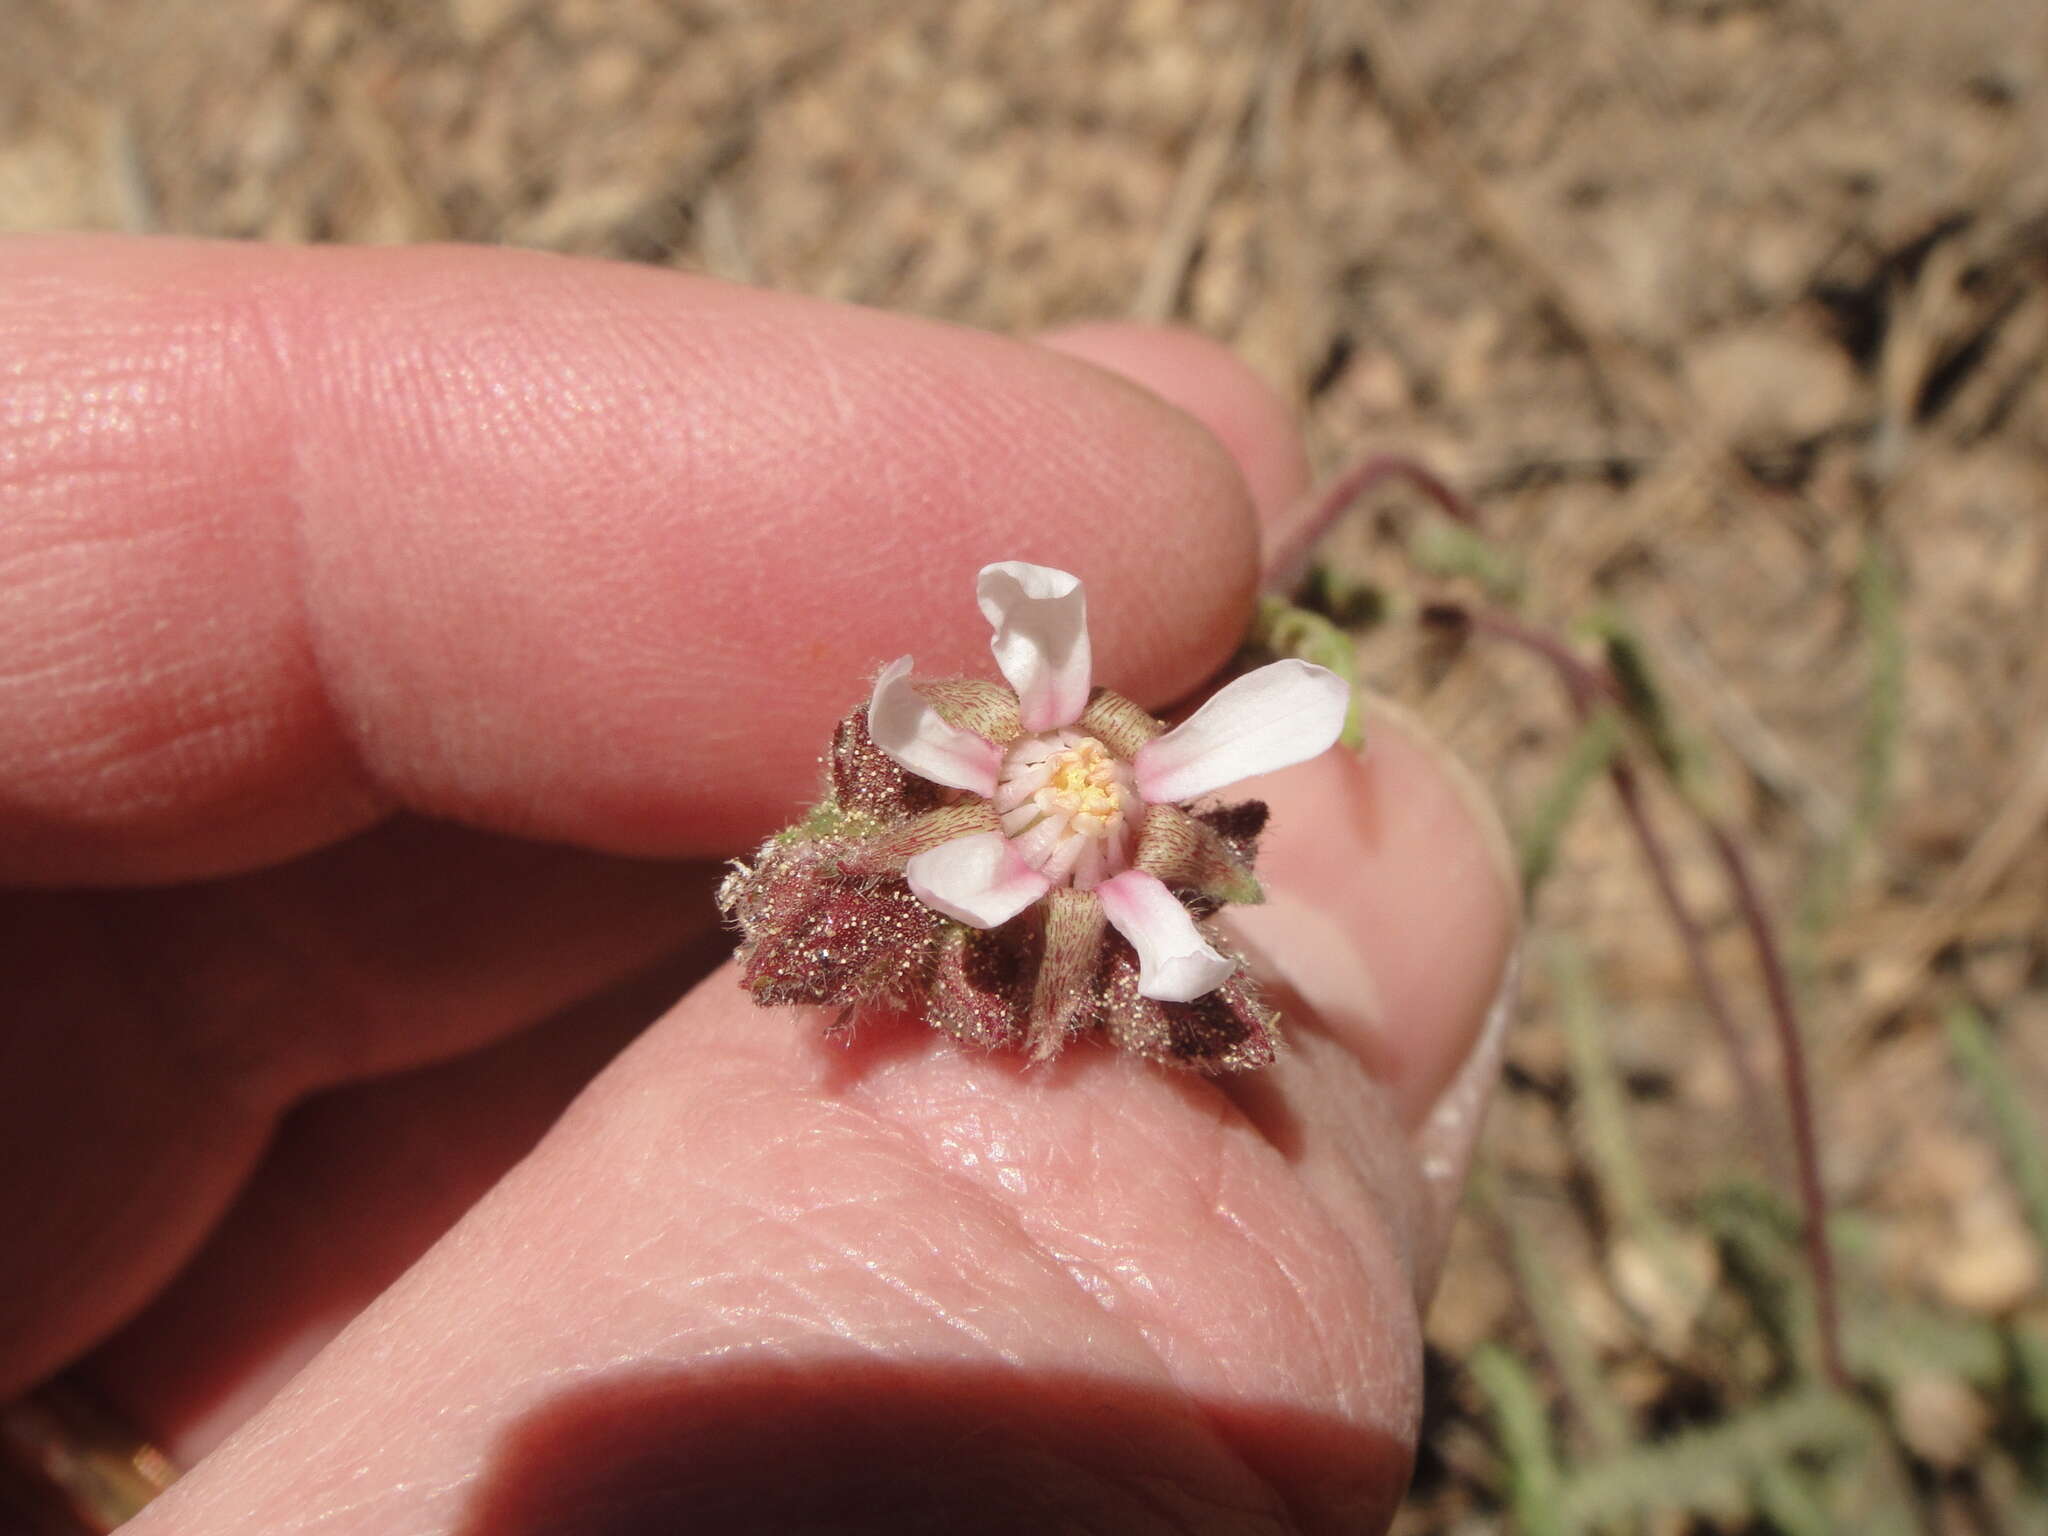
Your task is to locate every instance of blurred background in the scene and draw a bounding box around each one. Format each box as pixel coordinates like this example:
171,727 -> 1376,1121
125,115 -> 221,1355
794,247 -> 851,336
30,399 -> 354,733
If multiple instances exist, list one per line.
8,0 -> 2046,1529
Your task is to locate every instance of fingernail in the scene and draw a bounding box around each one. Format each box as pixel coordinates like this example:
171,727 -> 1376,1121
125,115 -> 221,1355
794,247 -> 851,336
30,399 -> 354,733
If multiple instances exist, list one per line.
1353,691 -> 1521,928
1224,699 -> 1520,1132
1226,888 -> 1396,1080
1409,941 -> 1519,1299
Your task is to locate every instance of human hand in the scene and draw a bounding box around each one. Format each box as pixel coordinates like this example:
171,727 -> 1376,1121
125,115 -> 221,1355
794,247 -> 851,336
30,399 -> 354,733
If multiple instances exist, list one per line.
1,237 -> 1518,1533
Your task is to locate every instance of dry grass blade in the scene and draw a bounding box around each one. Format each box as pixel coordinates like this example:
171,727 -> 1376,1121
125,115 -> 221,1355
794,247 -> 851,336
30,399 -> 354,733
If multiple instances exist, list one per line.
1845,730 -> 2048,1052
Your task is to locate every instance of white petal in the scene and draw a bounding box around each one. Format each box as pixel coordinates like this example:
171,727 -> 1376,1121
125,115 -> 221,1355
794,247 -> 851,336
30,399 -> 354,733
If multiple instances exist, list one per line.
1039,829 -> 1091,883
1000,801 -> 1044,837
1095,869 -> 1235,1003
867,656 -> 1001,797
1010,810 -> 1072,868
905,831 -> 1053,929
1105,820 -> 1133,873
1132,659 -> 1348,805
1070,836 -> 1108,891
992,760 -> 1057,814
976,562 -> 1092,732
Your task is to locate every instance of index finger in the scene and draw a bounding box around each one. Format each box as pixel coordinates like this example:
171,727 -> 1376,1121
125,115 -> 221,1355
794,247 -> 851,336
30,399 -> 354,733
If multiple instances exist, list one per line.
0,237 -> 1259,884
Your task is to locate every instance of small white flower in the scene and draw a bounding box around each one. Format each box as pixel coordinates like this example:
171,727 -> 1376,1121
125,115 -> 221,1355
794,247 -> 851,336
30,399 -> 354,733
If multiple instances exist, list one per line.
866,561 -> 1348,1003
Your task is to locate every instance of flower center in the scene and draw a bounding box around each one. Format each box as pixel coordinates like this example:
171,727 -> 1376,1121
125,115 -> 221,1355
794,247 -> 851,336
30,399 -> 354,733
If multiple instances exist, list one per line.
992,730 -> 1142,889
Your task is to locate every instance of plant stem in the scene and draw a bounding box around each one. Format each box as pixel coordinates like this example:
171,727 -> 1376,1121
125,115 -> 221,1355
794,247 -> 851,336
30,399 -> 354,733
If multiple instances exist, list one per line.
1604,757 -> 1781,1184
1268,453 -> 1482,593
1707,823 -> 1848,1391
1426,604 -> 1777,1165
1428,597 -> 1848,1390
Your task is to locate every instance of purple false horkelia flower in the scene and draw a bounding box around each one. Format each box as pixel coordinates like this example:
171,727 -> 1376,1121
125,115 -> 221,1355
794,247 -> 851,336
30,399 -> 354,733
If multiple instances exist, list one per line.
718,561 -> 1349,1072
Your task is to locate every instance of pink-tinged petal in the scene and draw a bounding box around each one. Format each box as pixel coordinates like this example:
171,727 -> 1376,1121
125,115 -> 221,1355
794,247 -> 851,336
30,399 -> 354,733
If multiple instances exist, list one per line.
1039,829 -> 1091,883
1106,820 -> 1133,872
905,831 -> 1054,929
1010,811 -> 1073,868
868,656 -> 1001,797
1070,836 -> 1108,891
999,802 -> 1042,837
1132,659 -> 1348,805
976,562 -> 1092,731
1095,869 -> 1235,1002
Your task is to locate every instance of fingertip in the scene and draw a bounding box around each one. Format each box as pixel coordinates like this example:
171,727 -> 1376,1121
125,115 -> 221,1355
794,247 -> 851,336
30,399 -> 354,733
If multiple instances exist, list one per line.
1036,323 -> 1310,532
1,239 -> 1267,879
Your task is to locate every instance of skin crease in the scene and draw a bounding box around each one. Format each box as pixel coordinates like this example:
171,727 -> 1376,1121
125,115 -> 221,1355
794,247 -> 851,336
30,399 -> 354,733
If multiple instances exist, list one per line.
0,237 -> 1517,1533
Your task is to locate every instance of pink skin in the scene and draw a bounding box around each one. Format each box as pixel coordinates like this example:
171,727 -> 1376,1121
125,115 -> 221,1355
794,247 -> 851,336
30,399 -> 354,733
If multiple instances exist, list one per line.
1,237 -> 1518,1532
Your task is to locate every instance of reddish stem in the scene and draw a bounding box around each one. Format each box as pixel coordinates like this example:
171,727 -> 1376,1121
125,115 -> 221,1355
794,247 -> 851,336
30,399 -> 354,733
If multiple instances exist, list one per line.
1426,601 -> 1844,1384
1276,459 -> 1847,1385
1430,603 -> 1781,1176
1423,605 -> 1608,711
1707,823 -> 1850,1390
1603,759 -> 1784,1185
1268,454 -> 1482,593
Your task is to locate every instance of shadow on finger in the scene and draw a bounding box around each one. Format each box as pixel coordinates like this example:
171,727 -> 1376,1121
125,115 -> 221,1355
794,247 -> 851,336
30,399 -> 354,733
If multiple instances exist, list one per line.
456,1359 -> 1408,1536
